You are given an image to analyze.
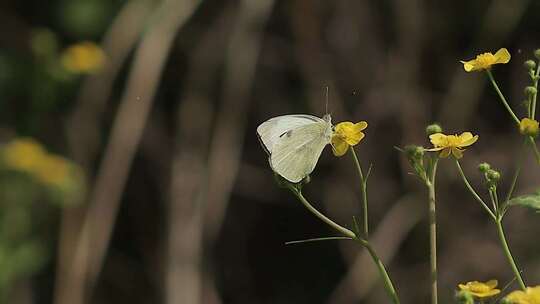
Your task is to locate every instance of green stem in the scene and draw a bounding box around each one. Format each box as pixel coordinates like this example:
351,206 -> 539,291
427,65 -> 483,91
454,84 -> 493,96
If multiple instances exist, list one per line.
427,159 -> 438,304
531,64 -> 540,118
350,147 -> 369,238
455,160 -> 497,220
486,70 -> 520,125
291,189 -> 356,239
354,238 -> 401,304
285,236 -> 353,245
495,219 -> 526,290
290,188 -> 400,304
527,136 -> 540,164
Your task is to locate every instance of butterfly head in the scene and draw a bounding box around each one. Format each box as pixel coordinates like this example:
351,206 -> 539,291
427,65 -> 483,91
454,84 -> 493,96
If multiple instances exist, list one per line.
322,114 -> 332,124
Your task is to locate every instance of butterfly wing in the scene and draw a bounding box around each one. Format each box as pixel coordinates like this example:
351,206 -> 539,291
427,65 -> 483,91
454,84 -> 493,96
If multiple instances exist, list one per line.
256,114 -> 325,154
270,121 -> 332,183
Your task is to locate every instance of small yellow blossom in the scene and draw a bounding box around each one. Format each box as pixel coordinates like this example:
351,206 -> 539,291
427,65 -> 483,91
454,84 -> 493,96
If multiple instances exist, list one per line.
331,121 -> 368,156
505,286 -> 540,304
34,155 -> 71,187
461,48 -> 511,72
2,138 -> 47,172
61,41 -> 105,73
519,118 -> 539,137
427,132 -> 479,159
458,280 -> 501,298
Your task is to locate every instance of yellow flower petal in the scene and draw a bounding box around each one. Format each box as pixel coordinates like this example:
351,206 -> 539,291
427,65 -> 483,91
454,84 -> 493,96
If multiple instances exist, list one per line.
461,60 -> 477,72
486,280 -> 498,289
429,133 -> 447,147
451,148 -> 463,159
439,148 -> 451,158
506,290 -> 529,304
458,133 -> 479,147
494,48 -> 511,64
356,121 -> 368,131
331,136 -> 349,157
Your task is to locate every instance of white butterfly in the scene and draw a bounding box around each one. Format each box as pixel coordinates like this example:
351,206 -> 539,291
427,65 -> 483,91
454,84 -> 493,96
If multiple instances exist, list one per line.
257,114 -> 334,183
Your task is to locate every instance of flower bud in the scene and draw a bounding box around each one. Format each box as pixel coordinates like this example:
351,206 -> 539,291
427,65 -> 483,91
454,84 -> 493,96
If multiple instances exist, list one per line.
426,123 -> 443,136
535,49 -> 540,60
455,290 -> 474,304
478,162 -> 491,173
405,145 -> 424,160
524,60 -> 536,70
525,86 -> 537,96
519,118 -> 540,137
486,169 -> 501,183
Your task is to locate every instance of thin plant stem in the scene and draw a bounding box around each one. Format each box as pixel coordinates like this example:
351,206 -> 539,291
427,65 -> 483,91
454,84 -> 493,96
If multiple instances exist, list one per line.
350,147 -> 369,238
285,236 -> 352,245
354,238 -> 401,304
495,219 -> 526,290
289,188 -> 401,304
504,141 -> 526,205
427,158 -> 438,304
531,64 -> 540,118
291,189 -> 356,238
455,160 -> 497,220
527,136 -> 540,164
486,70 -> 520,125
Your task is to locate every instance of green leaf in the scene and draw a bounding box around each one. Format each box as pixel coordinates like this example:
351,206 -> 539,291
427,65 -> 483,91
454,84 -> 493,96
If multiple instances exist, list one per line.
509,189 -> 540,213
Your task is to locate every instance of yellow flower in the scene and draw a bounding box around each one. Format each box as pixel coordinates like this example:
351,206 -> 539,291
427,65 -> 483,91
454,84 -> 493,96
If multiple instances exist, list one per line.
458,280 -> 501,298
519,118 -> 539,137
61,41 -> 105,73
331,121 -> 368,156
505,286 -> 540,304
427,132 -> 479,159
34,155 -> 71,187
2,138 -> 47,172
461,48 -> 511,72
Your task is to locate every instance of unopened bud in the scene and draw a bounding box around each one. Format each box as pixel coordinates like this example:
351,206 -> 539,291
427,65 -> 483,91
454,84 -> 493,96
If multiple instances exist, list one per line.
455,290 -> 474,304
534,49 -> 540,60
405,145 -> 424,160
426,123 -> 443,136
524,60 -> 536,70
478,162 -> 491,173
486,169 -> 501,183
525,86 -> 537,96
519,118 -> 540,137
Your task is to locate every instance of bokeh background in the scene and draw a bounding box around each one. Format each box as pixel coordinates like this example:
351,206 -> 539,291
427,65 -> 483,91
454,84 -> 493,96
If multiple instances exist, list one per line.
1,0 -> 540,303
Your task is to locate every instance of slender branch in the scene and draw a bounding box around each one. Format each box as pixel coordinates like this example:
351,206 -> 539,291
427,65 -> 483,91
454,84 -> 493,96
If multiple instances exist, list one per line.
285,236 -> 352,245
454,160 -> 497,220
427,159 -> 438,304
291,189 -> 356,239
350,147 -> 369,238
353,239 -> 401,304
495,220 -> 526,290
530,65 -> 540,119
527,136 -> 540,164
486,70 -> 520,125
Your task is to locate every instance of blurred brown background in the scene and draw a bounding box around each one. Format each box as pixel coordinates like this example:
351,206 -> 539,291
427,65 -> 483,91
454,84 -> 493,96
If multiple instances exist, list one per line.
0,0 -> 539,303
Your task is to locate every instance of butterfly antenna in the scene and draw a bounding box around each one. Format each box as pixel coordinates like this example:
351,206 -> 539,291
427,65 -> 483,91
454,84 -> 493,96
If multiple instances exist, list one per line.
325,85 -> 329,115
